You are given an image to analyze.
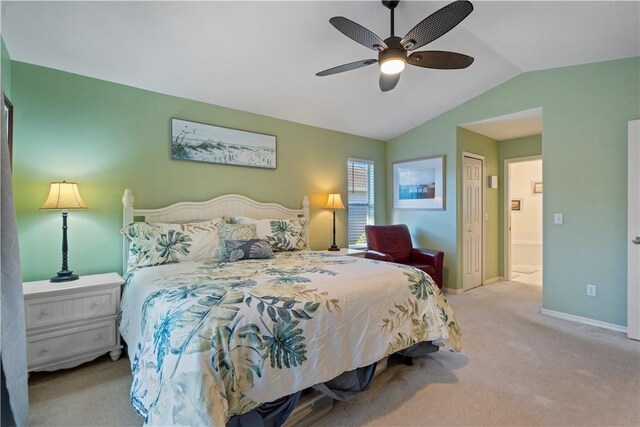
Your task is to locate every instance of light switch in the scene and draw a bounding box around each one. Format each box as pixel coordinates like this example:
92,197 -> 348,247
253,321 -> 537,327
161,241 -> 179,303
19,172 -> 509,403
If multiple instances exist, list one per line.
554,213 -> 563,224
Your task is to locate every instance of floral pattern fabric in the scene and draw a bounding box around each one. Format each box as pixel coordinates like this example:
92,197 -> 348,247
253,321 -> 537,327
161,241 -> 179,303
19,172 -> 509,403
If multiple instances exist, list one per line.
121,218 -> 225,274
217,224 -> 258,260
223,239 -> 274,262
120,251 -> 461,426
231,216 -> 307,251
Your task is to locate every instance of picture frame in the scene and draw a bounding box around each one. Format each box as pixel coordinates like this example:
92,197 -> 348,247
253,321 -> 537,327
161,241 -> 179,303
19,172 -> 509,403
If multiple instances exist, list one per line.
171,118 -> 276,169
393,155 -> 445,210
511,199 -> 523,212
531,180 -> 543,195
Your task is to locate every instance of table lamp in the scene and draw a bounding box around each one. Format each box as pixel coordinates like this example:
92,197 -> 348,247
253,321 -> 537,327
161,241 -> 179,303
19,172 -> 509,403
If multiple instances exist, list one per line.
325,193 -> 345,251
41,181 -> 87,282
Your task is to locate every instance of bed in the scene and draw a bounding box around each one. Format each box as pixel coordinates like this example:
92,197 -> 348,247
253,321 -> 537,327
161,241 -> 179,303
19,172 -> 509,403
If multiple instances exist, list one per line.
119,189 -> 461,426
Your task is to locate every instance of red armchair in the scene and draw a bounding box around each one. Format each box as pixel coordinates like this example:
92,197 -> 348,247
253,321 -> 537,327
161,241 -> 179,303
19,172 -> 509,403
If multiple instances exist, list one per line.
364,224 -> 444,289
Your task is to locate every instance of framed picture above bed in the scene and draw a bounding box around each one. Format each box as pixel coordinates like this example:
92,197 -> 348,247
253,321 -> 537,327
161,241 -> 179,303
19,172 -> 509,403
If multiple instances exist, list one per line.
392,155 -> 445,210
171,118 -> 276,169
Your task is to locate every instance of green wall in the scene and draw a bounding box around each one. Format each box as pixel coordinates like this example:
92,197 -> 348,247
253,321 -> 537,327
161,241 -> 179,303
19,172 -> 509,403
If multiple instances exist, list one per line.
1,39 -> 11,99
387,130 -> 458,288
498,134 -> 542,275
11,54 -> 640,326
457,128 -> 500,283
11,62 -> 386,282
388,57 -> 639,326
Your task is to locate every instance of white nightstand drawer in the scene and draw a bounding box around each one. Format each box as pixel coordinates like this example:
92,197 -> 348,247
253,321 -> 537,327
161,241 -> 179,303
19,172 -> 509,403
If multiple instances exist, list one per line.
27,321 -> 116,365
25,288 -> 118,329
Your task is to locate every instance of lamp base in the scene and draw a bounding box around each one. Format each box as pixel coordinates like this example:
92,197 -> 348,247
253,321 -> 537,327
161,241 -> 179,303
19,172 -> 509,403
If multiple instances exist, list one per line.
327,245 -> 340,251
50,270 -> 79,283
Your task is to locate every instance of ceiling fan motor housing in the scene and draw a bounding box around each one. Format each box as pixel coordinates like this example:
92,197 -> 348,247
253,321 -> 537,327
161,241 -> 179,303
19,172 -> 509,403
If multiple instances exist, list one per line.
378,36 -> 407,65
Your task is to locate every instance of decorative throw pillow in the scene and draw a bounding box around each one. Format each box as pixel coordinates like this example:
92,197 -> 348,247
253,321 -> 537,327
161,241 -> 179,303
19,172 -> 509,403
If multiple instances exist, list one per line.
294,217 -> 308,250
223,239 -> 274,262
121,218 -> 225,272
217,223 -> 258,260
232,216 -> 307,251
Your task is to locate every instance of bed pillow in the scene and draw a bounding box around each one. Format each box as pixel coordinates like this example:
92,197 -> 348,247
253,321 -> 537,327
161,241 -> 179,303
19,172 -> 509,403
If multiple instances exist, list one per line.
121,218 -> 225,272
231,216 -> 307,251
217,223 -> 258,260
223,239 -> 274,262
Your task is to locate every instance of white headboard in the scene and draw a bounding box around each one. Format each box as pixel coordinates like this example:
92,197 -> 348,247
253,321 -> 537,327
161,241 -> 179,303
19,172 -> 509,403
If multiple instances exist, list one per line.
122,188 -> 309,273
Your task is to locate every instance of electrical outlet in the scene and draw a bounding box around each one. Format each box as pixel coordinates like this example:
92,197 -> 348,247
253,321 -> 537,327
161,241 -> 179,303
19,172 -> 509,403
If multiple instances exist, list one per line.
586,284 -> 596,297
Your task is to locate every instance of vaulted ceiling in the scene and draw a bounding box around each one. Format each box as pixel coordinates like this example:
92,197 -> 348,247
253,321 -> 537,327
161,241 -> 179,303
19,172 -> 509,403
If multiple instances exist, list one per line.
2,1 -> 639,141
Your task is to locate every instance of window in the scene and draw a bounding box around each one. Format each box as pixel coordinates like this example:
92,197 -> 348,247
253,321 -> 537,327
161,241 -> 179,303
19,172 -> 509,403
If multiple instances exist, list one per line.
347,158 -> 374,248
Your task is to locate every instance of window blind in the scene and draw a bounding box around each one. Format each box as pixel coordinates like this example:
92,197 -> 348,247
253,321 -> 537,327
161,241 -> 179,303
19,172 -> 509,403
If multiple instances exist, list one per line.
347,158 -> 374,248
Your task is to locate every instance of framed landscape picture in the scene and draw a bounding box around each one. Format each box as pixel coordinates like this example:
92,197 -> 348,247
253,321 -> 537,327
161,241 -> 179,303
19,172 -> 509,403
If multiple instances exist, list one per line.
392,155 -> 445,210
171,118 -> 276,169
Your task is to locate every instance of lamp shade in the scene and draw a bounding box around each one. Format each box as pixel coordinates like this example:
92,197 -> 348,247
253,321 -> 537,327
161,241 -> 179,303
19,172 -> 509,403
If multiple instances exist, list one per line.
325,193 -> 345,210
41,181 -> 88,210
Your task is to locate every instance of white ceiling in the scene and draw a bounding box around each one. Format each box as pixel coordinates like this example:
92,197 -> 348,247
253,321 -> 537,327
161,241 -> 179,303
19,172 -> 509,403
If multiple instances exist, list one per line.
2,1 -> 639,141
460,106 -> 542,141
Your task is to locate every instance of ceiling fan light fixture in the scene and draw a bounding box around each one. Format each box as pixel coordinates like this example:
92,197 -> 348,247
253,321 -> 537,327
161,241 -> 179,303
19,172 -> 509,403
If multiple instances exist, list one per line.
380,57 -> 406,74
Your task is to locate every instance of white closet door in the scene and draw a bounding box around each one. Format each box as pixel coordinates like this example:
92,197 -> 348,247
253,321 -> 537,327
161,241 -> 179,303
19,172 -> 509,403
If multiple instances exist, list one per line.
463,155 -> 483,290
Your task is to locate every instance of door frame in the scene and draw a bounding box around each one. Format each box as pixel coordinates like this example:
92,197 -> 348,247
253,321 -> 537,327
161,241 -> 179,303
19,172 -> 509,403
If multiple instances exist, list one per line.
628,119 -> 639,340
503,155 -> 543,281
461,151 -> 485,290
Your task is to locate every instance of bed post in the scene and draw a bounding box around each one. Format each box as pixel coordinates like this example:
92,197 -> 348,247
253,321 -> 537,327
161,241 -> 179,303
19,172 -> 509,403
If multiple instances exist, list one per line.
302,195 -> 310,247
122,189 -> 134,275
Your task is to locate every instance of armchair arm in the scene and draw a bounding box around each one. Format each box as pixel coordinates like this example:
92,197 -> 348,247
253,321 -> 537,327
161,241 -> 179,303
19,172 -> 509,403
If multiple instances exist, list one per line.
411,248 -> 443,267
411,248 -> 444,289
364,250 -> 394,262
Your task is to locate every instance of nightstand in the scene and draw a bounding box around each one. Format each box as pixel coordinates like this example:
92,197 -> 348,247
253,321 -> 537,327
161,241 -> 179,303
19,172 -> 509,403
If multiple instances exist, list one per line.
322,248 -> 366,258
23,272 -> 124,372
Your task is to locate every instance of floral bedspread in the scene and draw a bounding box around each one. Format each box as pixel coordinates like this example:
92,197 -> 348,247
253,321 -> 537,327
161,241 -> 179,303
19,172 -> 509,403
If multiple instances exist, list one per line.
120,251 -> 461,426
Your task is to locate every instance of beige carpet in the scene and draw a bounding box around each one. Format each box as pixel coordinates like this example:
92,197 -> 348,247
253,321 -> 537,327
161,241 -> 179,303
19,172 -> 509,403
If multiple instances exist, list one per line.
27,281 -> 640,426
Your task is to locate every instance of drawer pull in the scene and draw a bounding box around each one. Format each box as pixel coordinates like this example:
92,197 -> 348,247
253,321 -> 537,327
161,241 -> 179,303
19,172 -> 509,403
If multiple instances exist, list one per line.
94,333 -> 102,341
42,346 -> 50,353
40,310 -> 50,316
90,302 -> 101,310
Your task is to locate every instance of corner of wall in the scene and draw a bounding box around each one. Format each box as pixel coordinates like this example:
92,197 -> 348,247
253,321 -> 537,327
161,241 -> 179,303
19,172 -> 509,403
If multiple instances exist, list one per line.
1,37 -> 12,99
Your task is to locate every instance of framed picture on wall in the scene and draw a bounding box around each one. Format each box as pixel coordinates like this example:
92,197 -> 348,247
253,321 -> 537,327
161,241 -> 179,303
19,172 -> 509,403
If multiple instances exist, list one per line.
392,155 -> 445,210
511,199 -> 523,212
171,118 -> 276,169
531,180 -> 543,195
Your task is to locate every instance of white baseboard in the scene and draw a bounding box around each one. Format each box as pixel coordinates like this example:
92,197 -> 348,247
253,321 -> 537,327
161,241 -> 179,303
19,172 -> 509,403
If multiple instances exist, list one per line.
484,276 -> 502,285
540,308 -> 627,333
443,287 -> 465,295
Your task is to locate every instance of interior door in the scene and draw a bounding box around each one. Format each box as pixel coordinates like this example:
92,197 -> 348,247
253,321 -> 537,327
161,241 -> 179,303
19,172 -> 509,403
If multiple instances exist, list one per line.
463,155 -> 483,290
628,120 -> 639,340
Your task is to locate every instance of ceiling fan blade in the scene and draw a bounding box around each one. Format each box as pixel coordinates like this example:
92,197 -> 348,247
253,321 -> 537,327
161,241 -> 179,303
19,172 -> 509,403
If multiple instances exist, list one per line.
379,73 -> 400,92
400,0 -> 473,51
316,59 -> 377,77
329,17 -> 388,51
408,51 -> 474,69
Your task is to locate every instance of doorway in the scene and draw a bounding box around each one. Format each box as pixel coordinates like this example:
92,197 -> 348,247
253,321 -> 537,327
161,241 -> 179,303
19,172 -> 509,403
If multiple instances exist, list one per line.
504,156 -> 543,286
462,153 -> 484,291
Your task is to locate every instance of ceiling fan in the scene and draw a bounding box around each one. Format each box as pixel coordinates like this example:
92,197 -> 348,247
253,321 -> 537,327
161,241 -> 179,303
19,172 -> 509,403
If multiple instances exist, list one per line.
316,0 -> 474,92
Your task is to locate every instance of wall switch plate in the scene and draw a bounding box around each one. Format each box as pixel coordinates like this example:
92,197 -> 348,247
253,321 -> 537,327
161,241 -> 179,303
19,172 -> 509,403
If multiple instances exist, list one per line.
488,175 -> 498,189
586,284 -> 596,297
554,213 -> 564,224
